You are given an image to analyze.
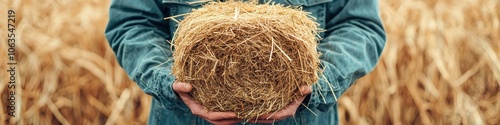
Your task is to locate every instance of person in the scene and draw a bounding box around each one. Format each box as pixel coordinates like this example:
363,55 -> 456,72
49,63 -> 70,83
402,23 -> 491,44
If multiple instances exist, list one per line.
105,0 -> 386,124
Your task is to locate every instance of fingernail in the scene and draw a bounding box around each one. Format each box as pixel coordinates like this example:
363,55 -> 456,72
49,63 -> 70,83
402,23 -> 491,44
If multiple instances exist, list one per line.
184,84 -> 188,90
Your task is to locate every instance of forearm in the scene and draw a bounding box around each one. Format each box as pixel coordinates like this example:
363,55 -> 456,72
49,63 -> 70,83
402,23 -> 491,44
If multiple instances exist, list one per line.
105,0 -> 187,111
308,0 -> 386,111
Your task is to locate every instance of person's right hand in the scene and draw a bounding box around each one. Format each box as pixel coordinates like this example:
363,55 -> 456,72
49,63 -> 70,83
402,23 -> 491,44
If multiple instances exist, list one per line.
173,82 -> 243,125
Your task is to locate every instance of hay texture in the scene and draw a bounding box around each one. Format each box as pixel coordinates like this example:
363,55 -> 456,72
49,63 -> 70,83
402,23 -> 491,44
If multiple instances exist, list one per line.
339,0 -> 500,125
1,0 -> 150,124
171,1 -> 321,119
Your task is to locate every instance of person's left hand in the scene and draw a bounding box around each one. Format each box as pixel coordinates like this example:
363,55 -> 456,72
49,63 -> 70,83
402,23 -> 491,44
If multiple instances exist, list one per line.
173,82 -> 243,125
250,85 -> 313,124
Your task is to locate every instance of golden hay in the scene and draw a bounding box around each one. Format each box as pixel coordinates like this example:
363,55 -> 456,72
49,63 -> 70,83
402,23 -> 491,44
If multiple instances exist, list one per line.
171,1 -> 321,119
1,0 -> 150,124
339,0 -> 500,125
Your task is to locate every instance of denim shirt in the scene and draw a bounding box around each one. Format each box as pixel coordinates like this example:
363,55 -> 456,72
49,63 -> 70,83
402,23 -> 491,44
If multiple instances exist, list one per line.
105,0 -> 386,124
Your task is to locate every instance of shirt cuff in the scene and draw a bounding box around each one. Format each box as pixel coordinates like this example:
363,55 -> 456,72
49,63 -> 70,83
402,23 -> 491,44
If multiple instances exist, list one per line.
146,67 -> 190,112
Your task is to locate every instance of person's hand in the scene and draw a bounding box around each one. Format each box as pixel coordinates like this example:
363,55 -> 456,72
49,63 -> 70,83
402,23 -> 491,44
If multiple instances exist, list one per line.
173,82 -> 243,125
251,85 -> 313,124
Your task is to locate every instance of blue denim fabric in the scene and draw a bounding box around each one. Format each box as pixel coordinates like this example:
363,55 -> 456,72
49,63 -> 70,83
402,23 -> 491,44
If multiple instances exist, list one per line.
105,0 -> 386,124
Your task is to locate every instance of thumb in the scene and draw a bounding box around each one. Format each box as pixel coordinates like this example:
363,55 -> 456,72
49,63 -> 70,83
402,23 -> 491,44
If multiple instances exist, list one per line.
173,82 -> 193,93
300,85 -> 312,95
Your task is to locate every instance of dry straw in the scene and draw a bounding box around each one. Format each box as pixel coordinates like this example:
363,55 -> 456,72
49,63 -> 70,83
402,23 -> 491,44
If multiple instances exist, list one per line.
1,0 -> 150,124
339,0 -> 500,125
170,1 -> 321,119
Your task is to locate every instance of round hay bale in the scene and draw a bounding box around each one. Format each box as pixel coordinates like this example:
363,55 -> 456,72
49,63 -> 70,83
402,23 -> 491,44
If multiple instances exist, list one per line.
171,1 -> 321,119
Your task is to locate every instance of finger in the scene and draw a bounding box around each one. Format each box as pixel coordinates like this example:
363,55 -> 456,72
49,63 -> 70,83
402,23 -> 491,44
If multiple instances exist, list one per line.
300,85 -> 312,95
265,109 -> 292,120
173,82 -> 193,93
179,95 -> 239,120
257,112 -> 276,120
207,119 -> 243,125
178,89 -> 240,121
204,112 -> 239,121
177,92 -> 205,115
265,96 -> 307,120
295,95 -> 307,104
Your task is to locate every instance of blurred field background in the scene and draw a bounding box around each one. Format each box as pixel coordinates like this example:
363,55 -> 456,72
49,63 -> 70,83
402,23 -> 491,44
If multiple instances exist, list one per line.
1,0 -> 499,124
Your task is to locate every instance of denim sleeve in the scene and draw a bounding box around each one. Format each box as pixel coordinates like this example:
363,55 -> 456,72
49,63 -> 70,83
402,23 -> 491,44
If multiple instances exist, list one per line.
105,0 -> 188,111
308,0 -> 386,111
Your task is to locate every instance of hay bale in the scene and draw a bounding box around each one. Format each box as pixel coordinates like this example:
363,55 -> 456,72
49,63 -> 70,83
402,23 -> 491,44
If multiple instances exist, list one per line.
171,1 -> 321,119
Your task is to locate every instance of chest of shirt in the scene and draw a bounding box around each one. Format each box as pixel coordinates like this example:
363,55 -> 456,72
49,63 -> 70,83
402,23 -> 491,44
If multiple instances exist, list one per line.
160,0 -> 333,37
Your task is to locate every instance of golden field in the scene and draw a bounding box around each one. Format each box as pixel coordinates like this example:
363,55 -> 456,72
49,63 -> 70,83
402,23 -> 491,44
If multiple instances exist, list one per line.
1,0 -> 499,124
